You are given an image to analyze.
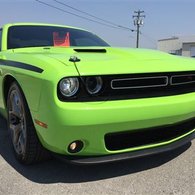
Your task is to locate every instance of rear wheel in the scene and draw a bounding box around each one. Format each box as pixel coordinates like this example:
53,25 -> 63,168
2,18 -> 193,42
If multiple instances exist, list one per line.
7,82 -> 49,164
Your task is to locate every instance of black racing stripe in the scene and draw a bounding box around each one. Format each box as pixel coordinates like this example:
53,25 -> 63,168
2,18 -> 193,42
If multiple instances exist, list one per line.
0,59 -> 44,73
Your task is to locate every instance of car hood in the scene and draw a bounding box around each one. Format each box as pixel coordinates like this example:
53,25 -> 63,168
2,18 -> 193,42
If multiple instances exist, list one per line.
48,47 -> 195,76
12,47 -> 195,76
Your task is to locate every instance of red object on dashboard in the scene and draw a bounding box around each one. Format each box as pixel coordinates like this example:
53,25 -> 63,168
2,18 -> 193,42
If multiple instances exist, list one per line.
53,32 -> 70,47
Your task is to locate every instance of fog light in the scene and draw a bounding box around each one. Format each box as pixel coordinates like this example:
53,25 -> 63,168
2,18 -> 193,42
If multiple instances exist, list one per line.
70,142 -> 77,150
68,140 -> 84,153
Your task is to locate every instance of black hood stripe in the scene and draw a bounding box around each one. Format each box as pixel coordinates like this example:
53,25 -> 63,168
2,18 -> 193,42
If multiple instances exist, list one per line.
0,59 -> 44,73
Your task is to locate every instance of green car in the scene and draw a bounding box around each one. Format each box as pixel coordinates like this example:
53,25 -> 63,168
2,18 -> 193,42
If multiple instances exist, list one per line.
0,23 -> 195,164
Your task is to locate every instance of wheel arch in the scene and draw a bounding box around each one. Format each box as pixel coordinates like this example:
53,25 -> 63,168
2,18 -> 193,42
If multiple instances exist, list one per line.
3,74 -> 18,108
3,73 -> 43,112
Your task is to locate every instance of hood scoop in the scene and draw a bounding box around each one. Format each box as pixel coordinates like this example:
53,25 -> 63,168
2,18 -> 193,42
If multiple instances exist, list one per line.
74,48 -> 107,53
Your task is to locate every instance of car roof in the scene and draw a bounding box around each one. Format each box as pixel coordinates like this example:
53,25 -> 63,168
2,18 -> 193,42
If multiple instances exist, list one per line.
2,22 -> 86,31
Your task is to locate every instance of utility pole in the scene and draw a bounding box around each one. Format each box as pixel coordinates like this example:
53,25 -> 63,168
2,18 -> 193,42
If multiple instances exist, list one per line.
133,10 -> 145,48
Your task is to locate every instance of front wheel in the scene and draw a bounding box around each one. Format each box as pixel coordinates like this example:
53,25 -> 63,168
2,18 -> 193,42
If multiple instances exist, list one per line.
7,82 -> 49,164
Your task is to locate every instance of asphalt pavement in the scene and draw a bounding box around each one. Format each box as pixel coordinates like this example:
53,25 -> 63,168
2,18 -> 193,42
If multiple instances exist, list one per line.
0,115 -> 194,195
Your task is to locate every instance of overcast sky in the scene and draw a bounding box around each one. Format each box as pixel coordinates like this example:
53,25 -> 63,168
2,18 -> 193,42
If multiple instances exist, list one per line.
1,0 -> 195,49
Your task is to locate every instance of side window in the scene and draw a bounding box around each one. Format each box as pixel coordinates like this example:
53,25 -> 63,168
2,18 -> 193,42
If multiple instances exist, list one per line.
0,29 -> 2,51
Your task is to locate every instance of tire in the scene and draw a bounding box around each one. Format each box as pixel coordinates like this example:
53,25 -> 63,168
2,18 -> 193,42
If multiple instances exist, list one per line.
7,82 -> 50,164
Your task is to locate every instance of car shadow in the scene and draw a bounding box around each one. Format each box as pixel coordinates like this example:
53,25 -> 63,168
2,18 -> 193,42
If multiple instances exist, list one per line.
0,115 -> 192,184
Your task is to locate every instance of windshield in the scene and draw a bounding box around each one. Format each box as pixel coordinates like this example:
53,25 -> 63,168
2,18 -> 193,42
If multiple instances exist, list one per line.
7,25 -> 110,49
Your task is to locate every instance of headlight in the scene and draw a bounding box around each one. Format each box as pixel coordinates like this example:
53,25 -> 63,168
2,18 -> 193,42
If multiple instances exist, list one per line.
85,76 -> 103,95
59,77 -> 79,97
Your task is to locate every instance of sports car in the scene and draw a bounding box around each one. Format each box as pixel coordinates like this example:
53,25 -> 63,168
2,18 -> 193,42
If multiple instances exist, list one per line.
0,23 -> 195,164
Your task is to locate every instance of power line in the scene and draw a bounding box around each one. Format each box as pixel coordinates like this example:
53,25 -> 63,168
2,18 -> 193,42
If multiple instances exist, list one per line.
140,31 -> 157,47
35,0 -> 122,30
35,0 -> 133,31
53,0 -> 135,32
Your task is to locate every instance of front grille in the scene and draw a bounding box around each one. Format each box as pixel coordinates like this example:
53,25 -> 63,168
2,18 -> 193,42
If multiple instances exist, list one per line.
100,71 -> 195,101
105,118 -> 195,151
171,74 -> 195,85
111,76 -> 168,89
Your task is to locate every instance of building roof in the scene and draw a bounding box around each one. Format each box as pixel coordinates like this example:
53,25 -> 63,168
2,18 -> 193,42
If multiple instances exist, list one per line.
158,36 -> 179,42
180,35 -> 195,43
158,35 -> 195,43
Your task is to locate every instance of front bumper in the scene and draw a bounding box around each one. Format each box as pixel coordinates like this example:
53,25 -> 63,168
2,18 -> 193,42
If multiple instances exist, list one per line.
53,131 -> 195,164
34,87 -> 195,157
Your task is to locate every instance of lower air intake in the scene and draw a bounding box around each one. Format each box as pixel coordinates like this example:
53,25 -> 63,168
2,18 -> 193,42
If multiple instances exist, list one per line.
105,118 -> 195,151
